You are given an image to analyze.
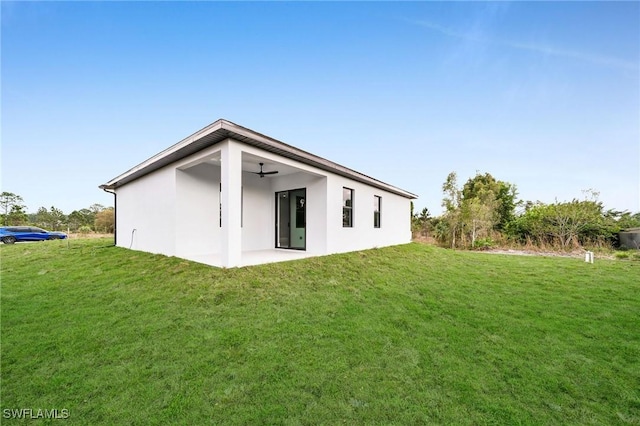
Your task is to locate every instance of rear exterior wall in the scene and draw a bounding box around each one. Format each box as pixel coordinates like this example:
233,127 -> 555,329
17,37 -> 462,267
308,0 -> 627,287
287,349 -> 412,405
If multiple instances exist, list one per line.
115,165 -> 177,257
325,174 -> 411,255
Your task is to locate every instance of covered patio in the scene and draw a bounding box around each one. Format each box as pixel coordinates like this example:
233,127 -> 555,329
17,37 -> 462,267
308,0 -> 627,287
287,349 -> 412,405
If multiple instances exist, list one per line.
173,139 -> 327,267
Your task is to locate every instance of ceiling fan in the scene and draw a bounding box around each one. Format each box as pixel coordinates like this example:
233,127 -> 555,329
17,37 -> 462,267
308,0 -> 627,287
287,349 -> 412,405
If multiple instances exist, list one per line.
253,162 -> 279,178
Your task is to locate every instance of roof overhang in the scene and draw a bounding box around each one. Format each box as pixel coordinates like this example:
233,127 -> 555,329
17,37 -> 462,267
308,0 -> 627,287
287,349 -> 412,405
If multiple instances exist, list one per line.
100,119 -> 418,199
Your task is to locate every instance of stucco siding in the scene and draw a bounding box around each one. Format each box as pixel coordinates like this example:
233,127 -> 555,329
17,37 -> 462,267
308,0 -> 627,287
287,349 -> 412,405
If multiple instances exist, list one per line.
175,163 -> 220,257
325,174 -> 411,254
241,171 -> 273,252
115,165 -> 176,256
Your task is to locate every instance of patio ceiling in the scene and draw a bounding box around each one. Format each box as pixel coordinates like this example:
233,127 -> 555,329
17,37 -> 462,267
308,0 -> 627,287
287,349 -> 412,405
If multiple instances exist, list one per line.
239,153 -> 304,178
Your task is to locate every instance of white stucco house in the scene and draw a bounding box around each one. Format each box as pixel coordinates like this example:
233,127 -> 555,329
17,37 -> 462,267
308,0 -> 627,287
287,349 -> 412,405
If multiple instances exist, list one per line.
100,119 -> 417,267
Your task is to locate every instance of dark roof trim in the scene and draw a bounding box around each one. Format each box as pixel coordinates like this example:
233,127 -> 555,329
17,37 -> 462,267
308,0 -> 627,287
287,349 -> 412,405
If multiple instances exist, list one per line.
100,119 -> 418,199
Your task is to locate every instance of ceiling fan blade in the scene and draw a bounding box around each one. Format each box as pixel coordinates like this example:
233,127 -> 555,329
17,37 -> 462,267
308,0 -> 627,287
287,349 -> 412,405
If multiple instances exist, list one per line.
254,163 -> 278,177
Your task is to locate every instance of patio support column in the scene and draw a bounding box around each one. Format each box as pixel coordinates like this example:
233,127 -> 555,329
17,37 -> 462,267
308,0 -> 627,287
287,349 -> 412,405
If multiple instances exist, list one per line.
220,140 -> 242,267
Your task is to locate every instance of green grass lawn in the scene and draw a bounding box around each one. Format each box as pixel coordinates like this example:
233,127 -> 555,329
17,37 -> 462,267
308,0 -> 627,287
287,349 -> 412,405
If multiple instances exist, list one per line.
1,239 -> 639,425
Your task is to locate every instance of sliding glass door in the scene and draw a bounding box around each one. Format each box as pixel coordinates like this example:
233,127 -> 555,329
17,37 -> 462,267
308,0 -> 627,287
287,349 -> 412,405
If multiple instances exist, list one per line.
275,188 -> 306,250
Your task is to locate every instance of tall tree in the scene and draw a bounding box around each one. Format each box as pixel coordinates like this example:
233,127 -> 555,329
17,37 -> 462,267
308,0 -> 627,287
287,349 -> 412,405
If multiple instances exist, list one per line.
89,203 -> 106,214
6,205 -> 28,225
462,172 -> 517,231
0,192 -> 27,226
68,208 -> 95,231
441,172 -> 463,248
461,195 -> 496,247
33,206 -> 66,230
94,208 -> 115,233
35,207 -> 52,228
48,206 -> 67,231
412,207 -> 432,237
438,171 -> 518,249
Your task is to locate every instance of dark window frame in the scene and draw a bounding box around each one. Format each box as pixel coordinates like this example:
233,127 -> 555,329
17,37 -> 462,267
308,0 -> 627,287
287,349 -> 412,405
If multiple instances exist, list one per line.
274,188 -> 307,251
374,195 -> 382,228
343,187 -> 354,228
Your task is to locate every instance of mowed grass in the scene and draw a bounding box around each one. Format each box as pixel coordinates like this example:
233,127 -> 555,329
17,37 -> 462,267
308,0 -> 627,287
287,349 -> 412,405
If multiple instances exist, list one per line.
1,239 -> 639,425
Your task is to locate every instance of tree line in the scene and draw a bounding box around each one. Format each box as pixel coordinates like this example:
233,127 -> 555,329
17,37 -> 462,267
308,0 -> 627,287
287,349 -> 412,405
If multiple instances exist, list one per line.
4,178 -> 637,249
412,172 -> 640,250
0,192 -> 115,233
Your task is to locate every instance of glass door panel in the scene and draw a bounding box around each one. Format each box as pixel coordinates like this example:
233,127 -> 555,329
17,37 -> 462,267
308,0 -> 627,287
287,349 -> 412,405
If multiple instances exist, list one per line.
275,189 -> 306,250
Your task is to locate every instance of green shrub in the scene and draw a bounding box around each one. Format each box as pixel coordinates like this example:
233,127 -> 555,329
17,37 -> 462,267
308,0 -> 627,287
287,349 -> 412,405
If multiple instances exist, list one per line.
473,237 -> 494,250
614,251 -> 640,261
78,225 -> 92,235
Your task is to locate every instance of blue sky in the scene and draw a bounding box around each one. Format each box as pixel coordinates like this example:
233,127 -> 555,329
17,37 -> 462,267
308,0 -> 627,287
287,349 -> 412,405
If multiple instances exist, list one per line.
2,1 -> 639,215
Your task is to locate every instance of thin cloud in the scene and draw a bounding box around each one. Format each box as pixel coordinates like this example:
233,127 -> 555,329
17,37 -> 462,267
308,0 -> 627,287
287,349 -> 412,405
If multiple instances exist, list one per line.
502,40 -> 638,70
414,20 -> 483,41
410,18 -> 638,71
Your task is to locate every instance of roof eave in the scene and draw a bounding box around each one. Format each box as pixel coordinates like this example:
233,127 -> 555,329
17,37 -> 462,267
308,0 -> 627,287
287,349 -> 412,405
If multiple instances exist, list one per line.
100,119 -> 418,199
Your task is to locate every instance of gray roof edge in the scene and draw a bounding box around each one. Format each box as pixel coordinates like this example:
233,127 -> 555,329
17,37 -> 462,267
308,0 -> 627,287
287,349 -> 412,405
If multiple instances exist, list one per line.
100,119 -> 418,199
220,120 -> 417,198
101,119 -> 227,188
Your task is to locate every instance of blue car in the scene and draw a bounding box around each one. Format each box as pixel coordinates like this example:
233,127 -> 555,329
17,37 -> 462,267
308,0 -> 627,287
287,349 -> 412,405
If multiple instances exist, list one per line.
0,226 -> 67,244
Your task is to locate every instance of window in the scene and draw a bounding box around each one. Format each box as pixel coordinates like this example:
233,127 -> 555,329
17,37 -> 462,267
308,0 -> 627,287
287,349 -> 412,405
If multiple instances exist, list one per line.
374,196 -> 381,228
9,227 -> 30,233
343,187 -> 354,227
